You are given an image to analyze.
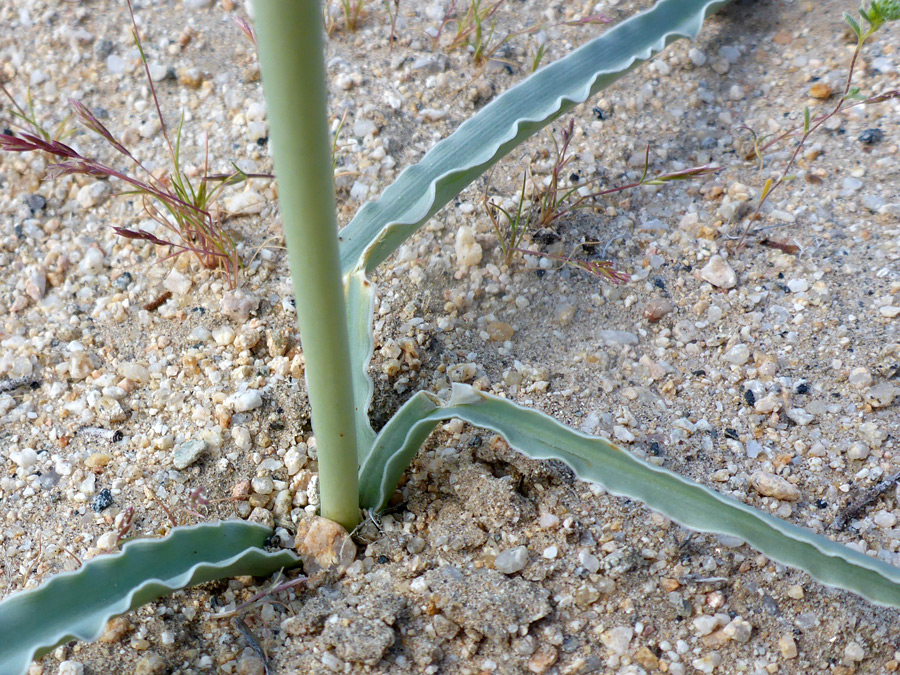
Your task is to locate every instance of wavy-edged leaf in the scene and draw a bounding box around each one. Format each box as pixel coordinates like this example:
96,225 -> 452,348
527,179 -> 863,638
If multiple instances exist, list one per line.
359,390 -> 443,507
346,270 -> 377,460
361,384 -> 900,608
0,521 -> 299,675
338,0 -> 730,275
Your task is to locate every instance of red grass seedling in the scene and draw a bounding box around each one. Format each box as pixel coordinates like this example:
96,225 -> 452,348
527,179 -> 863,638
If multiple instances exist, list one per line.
485,118 -> 720,279
0,1 -> 271,288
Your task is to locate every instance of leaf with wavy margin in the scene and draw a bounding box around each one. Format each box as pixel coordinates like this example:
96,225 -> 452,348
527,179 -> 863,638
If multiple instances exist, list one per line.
359,384 -> 900,608
346,270 -> 377,460
0,521 -> 299,675
341,0 -> 731,450
338,0 -> 730,275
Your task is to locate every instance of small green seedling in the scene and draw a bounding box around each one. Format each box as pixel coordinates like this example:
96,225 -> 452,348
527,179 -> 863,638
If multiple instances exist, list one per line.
0,82 -> 72,146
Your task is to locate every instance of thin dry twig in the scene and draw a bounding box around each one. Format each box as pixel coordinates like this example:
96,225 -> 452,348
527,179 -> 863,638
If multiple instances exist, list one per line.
830,470 -> 900,531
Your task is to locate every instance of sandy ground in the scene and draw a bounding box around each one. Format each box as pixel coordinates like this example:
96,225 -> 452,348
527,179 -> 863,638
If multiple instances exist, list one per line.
2,0 -> 900,673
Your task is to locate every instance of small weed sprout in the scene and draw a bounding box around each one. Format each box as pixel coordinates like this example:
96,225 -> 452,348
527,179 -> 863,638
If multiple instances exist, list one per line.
325,0 -> 369,35
0,82 -> 71,145
529,42 -> 548,72
432,0 -> 538,69
383,0 -> 401,48
735,0 -> 900,247
485,119 -> 720,279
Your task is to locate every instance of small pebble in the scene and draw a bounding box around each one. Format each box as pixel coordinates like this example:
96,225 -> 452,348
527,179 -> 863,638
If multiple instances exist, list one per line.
223,190 -> 265,215
598,330 -> 639,345
421,108 -> 448,122
721,617 -> 752,643
874,510 -> 897,528
643,298 -> 674,323
230,390 -> 263,412
58,662 -> 84,675
527,648 -> 558,674
163,269 -> 191,296
455,226 -> 482,270
106,54 -> 126,74
865,383 -> 897,408
718,46 -> 741,63
688,48 -> 707,66
849,367 -> 873,388
10,448 -> 38,470
750,471 -> 801,501
578,550 -> 601,574
133,652 -> 167,675
99,617 -> 132,643
844,642 -> 865,663
494,546 -> 529,574
700,255 -> 737,289
724,343 -> 750,365
248,506 -> 274,528
808,82 -> 832,99
858,128 -> 884,145
173,439 -> 207,469
847,442 -> 870,460
842,177 -> 863,193
786,408 -> 814,426
786,279 -> 808,293
601,626 -> 633,655
213,325 -> 236,346
693,615 -> 721,636
691,652 -> 722,673
25,268 -> 47,301
91,488 -> 114,512
294,516 -> 356,574
779,635 -> 798,659
147,63 -> 169,82
555,303 -> 576,326
221,289 -> 259,323
487,321 -> 514,341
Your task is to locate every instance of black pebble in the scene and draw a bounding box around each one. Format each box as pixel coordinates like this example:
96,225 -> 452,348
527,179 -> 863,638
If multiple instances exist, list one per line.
113,271 -> 132,291
743,390 -> 756,406
91,488 -> 114,512
795,382 -> 809,395
724,428 -> 739,440
858,128 -> 884,145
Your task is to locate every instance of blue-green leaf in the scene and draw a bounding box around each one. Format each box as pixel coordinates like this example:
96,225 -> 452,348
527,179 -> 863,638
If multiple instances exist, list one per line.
0,521 -> 299,675
361,384 -> 900,609
346,270 -> 377,460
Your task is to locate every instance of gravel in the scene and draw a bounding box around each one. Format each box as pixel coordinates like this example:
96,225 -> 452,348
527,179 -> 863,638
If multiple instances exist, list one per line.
2,0 -> 900,674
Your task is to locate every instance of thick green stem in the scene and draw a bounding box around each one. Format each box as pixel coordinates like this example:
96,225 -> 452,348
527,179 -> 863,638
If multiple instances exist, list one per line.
254,0 -> 359,529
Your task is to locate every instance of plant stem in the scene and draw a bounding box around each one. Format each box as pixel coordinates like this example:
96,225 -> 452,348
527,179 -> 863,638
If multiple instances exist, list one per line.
254,0 -> 359,529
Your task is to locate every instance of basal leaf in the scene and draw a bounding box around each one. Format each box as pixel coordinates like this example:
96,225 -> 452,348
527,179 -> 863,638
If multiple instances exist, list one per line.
346,270 -> 377,459
0,521 -> 299,675
361,384 -> 900,609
